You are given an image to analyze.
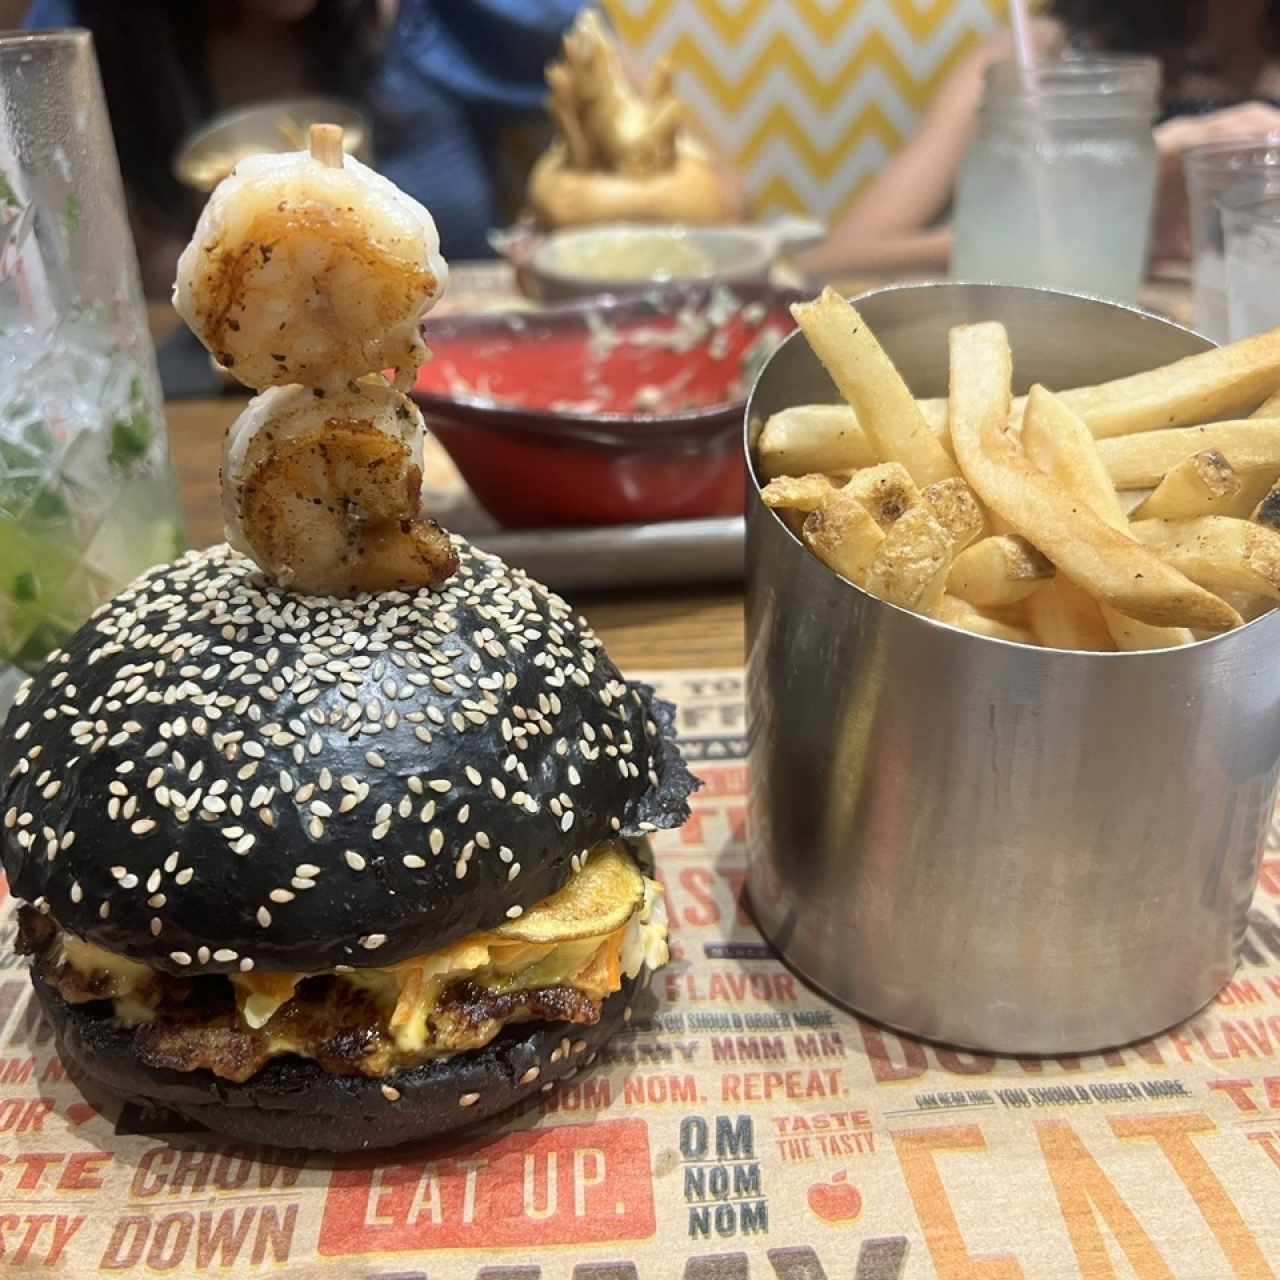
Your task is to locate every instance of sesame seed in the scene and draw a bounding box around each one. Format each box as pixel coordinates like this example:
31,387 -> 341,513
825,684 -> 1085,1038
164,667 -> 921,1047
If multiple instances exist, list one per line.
382,1085 -> 401,1102
175,867 -> 194,886
361,933 -> 387,950
403,854 -> 426,869
170,951 -> 192,966
428,778 -> 451,793
257,907 -> 272,928
213,948 -> 237,962
70,881 -> 83,904
365,750 -> 386,768
520,1066 -> 540,1084
506,904 -> 524,918
459,1092 -> 479,1107
344,850 -> 366,871
239,957 -> 255,972
429,829 -> 444,855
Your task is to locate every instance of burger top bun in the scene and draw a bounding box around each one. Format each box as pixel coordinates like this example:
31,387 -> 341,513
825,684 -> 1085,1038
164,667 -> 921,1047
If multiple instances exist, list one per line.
1,541 -> 696,977
529,12 -> 738,229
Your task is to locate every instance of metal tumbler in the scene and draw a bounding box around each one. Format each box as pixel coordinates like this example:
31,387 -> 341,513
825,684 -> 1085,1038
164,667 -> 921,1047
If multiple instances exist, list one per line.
744,282 -> 1280,1054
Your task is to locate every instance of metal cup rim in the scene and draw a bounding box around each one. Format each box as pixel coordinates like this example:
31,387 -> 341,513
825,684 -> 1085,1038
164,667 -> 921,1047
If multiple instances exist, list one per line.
744,278 -> 1280,659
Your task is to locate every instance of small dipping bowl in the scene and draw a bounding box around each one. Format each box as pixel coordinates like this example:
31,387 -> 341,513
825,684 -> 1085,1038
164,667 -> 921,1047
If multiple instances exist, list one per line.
745,282 -> 1280,1055
528,220 -> 823,302
414,283 -> 801,528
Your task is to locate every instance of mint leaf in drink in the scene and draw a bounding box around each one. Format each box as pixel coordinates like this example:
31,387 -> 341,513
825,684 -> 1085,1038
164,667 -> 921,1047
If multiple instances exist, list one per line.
30,488 -> 70,523
109,412 -> 153,468
11,571 -> 37,602
0,170 -> 18,210
62,193 -> 81,234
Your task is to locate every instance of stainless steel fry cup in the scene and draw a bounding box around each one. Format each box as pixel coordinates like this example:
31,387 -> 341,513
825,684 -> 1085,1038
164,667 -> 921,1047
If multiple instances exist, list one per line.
745,282 -> 1280,1054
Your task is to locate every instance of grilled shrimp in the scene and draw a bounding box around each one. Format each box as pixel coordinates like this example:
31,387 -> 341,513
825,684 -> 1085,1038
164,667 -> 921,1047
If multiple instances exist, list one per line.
223,378 -> 458,596
174,149 -> 447,390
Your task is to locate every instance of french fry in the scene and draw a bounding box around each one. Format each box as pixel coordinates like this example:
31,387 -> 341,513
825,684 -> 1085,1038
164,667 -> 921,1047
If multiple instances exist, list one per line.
791,288 -> 959,486
755,405 -> 877,480
842,462 -> 920,529
1096,421 -> 1280,488
947,535 -> 1053,607
1022,385 -> 1127,524
1252,387 -> 1280,417
864,504 -> 953,614
920,478 -> 986,551
1054,325 -> 1280,438
1217,590 -> 1278,622
1253,479 -> 1280,530
1021,385 -> 1194,648
935,594 -> 1034,644
760,473 -> 839,513
801,486 -> 885,585
1130,516 -> 1280,602
1126,450 -> 1267,522
948,322 -> 1242,632
757,402 -> 952,481
1026,578 -> 1116,650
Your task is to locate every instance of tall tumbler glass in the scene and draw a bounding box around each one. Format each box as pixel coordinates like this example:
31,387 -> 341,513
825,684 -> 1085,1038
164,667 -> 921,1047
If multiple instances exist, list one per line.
1221,190 -> 1280,340
1184,138 -> 1280,341
0,31 -> 185,716
951,57 -> 1160,303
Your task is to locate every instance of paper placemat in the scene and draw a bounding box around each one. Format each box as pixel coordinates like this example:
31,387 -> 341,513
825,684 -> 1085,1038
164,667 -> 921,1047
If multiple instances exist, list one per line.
1,668 -> 1278,1277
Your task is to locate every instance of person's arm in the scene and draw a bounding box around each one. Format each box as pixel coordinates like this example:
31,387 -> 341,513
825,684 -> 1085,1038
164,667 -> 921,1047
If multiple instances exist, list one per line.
1150,102 -> 1280,269
795,18 -> 1061,277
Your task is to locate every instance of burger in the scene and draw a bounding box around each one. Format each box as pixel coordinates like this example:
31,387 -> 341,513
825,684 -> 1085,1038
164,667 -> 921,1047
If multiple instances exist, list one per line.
1,121 -> 698,1152
2,539 -> 695,1149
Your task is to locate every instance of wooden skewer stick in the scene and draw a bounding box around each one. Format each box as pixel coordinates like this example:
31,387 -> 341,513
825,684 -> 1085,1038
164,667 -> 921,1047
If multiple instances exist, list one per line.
309,123 -> 345,168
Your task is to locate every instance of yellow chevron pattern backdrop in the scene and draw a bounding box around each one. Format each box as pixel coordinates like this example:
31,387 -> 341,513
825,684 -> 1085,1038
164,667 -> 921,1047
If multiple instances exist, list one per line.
602,0 -> 1014,219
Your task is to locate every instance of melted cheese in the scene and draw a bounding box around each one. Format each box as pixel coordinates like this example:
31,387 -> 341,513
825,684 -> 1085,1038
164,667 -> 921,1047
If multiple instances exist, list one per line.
53,852 -> 669,1056
58,935 -> 154,998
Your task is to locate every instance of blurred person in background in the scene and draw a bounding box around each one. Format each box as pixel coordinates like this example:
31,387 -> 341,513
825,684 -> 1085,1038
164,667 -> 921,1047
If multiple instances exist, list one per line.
22,0 -> 587,292
797,0 -> 1280,278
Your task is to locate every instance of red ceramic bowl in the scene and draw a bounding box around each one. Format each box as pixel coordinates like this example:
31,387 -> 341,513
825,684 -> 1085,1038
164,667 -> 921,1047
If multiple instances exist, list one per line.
412,283 -> 803,527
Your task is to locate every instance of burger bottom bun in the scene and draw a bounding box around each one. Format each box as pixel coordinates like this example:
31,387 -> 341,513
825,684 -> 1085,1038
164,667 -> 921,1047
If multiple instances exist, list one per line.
32,961 -> 647,1151
529,138 -> 737,228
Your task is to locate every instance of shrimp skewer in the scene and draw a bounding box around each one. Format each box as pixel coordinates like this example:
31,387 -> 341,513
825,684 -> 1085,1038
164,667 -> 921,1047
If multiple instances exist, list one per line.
223,379 -> 458,596
174,133 -> 447,390
178,123 -> 458,595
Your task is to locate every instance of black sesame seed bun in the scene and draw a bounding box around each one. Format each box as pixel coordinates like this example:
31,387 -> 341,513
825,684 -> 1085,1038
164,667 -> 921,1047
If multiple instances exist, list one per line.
31,954 -> 647,1151
1,541 -> 696,975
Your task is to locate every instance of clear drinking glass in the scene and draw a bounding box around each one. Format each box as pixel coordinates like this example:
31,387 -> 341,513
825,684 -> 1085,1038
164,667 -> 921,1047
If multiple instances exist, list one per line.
0,30 -> 185,715
1220,190 -> 1280,340
951,57 -> 1160,303
1184,139 -> 1280,341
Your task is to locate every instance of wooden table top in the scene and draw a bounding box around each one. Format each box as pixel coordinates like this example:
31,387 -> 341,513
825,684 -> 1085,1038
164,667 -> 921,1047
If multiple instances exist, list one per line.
156,275 -> 1191,675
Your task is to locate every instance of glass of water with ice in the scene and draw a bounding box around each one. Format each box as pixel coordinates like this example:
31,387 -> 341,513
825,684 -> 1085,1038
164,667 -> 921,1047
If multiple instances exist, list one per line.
0,30 -> 185,716
1184,140 -> 1280,342
1220,190 -> 1280,341
951,57 -> 1160,303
